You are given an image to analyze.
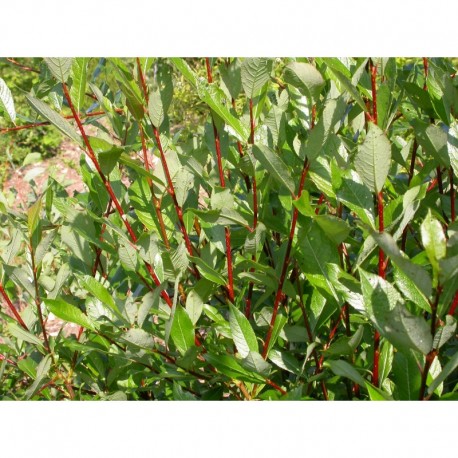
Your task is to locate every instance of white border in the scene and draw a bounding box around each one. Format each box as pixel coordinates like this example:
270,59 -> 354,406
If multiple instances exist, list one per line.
3,0 -> 458,56
1,401 -> 455,457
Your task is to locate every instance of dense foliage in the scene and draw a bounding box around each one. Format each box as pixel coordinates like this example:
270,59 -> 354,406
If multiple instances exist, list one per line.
0,57 -> 457,400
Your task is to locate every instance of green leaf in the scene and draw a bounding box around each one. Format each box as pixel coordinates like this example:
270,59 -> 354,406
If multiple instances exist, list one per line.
189,256 -> 226,286
241,351 -> 271,377
433,316 -> 456,350
26,94 -> 82,145
337,171 -> 375,227
252,145 -> 295,195
87,136 -> 123,175
392,350 -> 421,400
369,230 -> 432,299
284,61 -> 325,102
25,354 -> 52,400
204,353 -> 265,383
296,222 -> 340,300
121,328 -> 156,350
45,298 -> 98,331
427,350 -> 458,395
0,77 -> 16,123
79,275 -> 123,321
8,322 -> 44,350
447,122 -> 458,178
229,304 -> 258,357
265,311 -> 287,355
170,304 -> 195,356
196,79 -> 249,141
170,58 -> 198,87
241,58 -> 273,98
326,67 -> 368,111
70,57 -> 88,113
324,359 -> 367,387
355,122 -> 391,193
220,58 -> 242,99
359,270 -> 432,355
315,214 -> 350,245
185,289 -> 204,326
148,66 -> 173,128
118,240 -> 139,272
420,210 -> 446,286
393,266 -> 431,313
412,119 -> 449,167
268,349 -> 301,375
44,58 -> 73,83
173,382 -> 197,400
364,382 -> 393,400
28,197 -> 43,251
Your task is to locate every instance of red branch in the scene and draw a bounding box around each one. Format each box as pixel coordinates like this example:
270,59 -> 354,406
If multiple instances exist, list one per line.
205,58 -> 234,302
62,83 -> 172,308
0,284 -> 29,330
261,157 -> 310,359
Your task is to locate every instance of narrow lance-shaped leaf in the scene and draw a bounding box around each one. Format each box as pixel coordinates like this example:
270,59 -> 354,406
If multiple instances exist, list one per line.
170,304 -> 195,356
70,57 -> 88,114
229,304 -> 258,357
252,145 -> 295,195
355,122 -> 391,193
326,66 -> 368,111
0,77 -> 16,123
44,58 -> 73,83
447,122 -> 458,178
26,94 -> 82,145
420,210 -> 446,286
45,298 -> 98,331
25,354 -> 52,400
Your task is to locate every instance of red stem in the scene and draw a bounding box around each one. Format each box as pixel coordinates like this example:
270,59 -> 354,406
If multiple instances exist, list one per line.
448,291 -> 458,316
450,167 -> 455,222
139,125 -> 170,249
245,97 -> 258,318
62,83 -> 172,307
6,57 -> 40,73
0,284 -> 29,330
205,58 -> 234,302
423,57 -> 429,90
371,60 -> 383,387
152,126 -> 197,263
261,157 -> 310,359
370,60 -> 378,126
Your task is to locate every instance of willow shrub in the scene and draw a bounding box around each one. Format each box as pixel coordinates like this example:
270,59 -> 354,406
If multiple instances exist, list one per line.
0,57 -> 457,400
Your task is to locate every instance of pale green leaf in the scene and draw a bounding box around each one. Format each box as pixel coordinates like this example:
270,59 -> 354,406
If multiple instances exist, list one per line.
284,61 -> 324,102
70,58 -> 88,113
252,144 -> 295,195
241,57 -> 273,98
45,298 -> 98,331
355,122 -> 391,193
170,304 -> 195,356
44,58 -> 73,83
26,94 -> 82,145
229,304 -> 258,357
0,77 -> 16,123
